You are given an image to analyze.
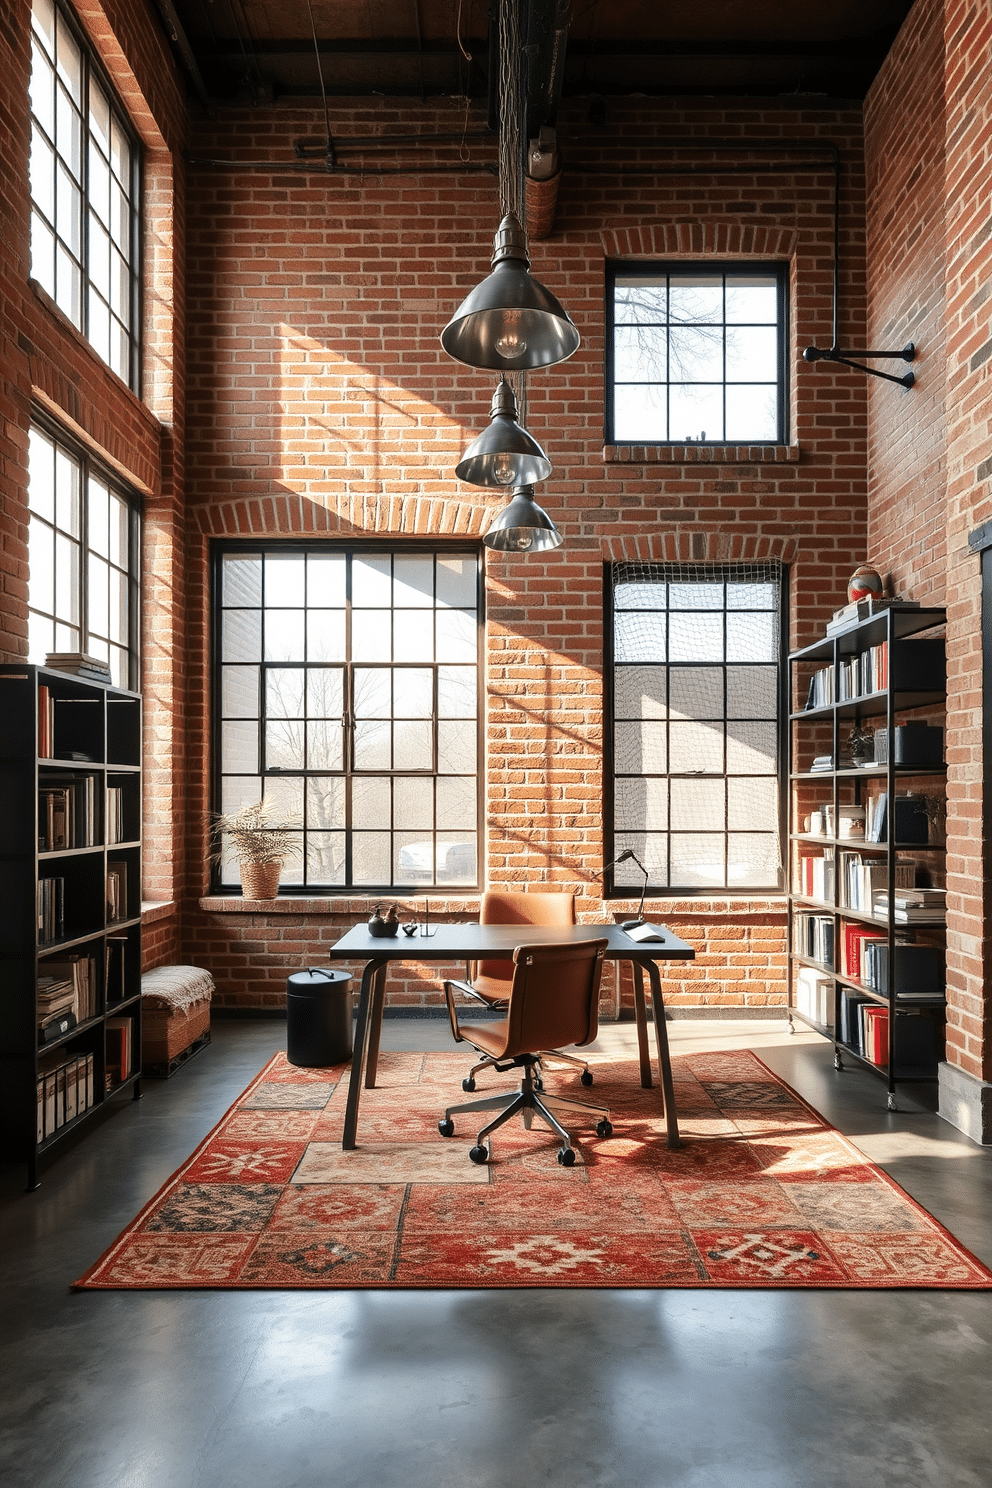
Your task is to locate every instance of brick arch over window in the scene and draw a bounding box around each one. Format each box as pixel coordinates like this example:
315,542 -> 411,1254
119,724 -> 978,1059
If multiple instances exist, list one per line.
601,531 -> 800,565
602,222 -> 799,261
193,492 -> 489,539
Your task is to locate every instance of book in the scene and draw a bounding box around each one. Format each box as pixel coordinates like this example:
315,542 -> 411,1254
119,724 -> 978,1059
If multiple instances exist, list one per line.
37,683 -> 54,758
794,965 -> 832,1025
106,862 -> 128,922
841,922 -> 887,980
45,652 -> 113,682
862,1004 -> 889,1064
105,1017 -> 132,1087
862,942 -> 945,998
825,597 -> 920,636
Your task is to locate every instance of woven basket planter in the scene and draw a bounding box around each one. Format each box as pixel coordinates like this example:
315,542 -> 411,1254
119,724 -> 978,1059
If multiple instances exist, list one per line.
239,860 -> 282,899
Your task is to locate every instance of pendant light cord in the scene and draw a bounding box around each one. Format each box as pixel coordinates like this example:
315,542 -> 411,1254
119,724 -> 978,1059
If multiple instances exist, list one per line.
498,0 -> 527,421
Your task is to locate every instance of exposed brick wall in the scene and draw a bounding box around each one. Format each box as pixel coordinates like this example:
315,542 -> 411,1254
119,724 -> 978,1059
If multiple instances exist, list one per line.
0,0 -> 188,968
864,0 -> 990,1084
177,94 -> 869,1011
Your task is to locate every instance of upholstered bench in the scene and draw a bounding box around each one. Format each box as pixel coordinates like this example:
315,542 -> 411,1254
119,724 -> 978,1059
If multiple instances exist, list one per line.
141,964 -> 214,1078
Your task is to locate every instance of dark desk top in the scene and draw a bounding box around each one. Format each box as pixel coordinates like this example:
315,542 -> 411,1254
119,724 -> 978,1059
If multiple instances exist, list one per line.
327,921 -> 695,962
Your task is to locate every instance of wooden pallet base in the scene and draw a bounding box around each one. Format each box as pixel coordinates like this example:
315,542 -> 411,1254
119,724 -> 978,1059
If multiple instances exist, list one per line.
142,1029 -> 212,1080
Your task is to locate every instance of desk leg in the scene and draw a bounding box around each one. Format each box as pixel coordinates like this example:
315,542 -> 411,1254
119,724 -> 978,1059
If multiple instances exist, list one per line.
632,964 -> 653,1089
644,959 -> 680,1149
364,964 -> 388,1088
342,959 -> 380,1150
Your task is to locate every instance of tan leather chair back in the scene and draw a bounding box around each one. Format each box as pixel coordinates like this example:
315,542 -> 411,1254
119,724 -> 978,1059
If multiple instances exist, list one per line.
474,890 -> 575,999
494,939 -> 607,1060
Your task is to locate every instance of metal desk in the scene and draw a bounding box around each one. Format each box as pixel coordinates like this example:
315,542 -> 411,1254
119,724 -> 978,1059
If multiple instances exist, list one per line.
325,921 -> 695,1151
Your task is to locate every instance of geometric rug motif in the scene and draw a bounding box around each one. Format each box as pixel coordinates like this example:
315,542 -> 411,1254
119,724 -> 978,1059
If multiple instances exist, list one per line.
73,1049 -> 992,1290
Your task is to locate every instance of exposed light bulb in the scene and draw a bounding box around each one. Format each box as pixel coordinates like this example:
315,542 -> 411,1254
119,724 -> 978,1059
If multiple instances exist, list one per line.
492,453 -> 517,485
495,318 -> 527,360
513,532 -> 534,550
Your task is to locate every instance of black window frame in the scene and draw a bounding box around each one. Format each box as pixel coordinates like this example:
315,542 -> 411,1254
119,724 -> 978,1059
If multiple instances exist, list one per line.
604,560 -> 789,898
28,0 -> 143,394
210,540 -> 486,896
605,261 -> 790,447
26,410 -> 142,693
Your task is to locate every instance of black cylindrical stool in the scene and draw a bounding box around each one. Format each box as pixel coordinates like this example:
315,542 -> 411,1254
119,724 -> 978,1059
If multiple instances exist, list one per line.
286,968 -> 353,1067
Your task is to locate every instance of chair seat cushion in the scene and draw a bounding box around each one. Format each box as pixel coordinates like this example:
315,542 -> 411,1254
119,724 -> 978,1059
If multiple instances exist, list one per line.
465,1020 -> 510,1057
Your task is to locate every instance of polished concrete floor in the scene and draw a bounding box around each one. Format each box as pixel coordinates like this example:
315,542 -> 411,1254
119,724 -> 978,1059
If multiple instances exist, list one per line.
2,1016 -> 991,1488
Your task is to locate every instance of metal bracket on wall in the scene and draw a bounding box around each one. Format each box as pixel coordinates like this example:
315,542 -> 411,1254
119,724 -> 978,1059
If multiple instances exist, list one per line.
802,342 -> 916,388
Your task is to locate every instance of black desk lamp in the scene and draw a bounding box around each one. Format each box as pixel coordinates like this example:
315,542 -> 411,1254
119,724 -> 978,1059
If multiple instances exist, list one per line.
607,848 -> 650,930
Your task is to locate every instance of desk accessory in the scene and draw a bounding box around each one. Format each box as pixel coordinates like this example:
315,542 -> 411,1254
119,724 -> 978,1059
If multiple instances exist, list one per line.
607,848 -> 650,928
367,903 -> 400,937
418,898 -> 436,938
623,922 -> 666,944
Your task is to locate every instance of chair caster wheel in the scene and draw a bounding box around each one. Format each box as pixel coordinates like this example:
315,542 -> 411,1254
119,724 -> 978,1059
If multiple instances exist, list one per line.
595,1119 -> 613,1138
469,1144 -> 489,1164
462,1077 -> 476,1093
580,1070 -> 593,1087
438,1119 -> 454,1137
557,1147 -> 576,1167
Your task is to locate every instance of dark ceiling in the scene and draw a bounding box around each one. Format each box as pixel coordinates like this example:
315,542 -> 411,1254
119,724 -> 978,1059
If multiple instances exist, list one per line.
156,0 -> 915,113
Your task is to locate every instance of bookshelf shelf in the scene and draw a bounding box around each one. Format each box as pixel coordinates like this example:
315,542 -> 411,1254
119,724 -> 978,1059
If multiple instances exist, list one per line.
0,663 -> 142,1188
787,605 -> 947,1109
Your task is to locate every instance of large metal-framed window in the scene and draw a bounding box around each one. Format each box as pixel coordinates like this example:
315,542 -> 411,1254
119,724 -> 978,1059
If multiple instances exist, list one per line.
606,561 -> 786,894
606,263 -> 788,446
27,416 -> 141,691
29,0 -> 142,392
213,544 -> 484,893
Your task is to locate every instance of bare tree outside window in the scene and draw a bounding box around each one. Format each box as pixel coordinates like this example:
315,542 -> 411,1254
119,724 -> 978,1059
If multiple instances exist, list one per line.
608,266 -> 787,445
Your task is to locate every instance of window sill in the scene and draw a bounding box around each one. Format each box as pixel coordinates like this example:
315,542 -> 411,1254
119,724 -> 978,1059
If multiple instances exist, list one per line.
199,895 -> 481,915
603,444 -> 800,466
141,899 -> 176,923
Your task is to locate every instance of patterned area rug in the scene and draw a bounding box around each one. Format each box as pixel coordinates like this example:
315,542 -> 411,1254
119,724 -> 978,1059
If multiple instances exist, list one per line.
74,1048 -> 992,1289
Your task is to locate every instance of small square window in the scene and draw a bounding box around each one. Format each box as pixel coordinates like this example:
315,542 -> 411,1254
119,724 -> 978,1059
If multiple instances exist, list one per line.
607,264 -> 788,446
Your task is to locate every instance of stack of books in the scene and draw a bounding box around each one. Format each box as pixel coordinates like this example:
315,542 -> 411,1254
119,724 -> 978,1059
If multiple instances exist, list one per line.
825,598 -> 920,637
45,652 -> 112,683
36,972 -> 76,1041
872,887 -> 946,922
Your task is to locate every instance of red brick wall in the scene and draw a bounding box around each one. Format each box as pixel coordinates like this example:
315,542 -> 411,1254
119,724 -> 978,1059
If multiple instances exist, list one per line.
864,0 -> 990,1084
939,0 -> 992,1084
0,0 -> 188,968
179,96 -> 870,1011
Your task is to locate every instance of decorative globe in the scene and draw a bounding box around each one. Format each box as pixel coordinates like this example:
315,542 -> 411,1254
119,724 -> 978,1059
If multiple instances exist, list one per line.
847,564 -> 884,604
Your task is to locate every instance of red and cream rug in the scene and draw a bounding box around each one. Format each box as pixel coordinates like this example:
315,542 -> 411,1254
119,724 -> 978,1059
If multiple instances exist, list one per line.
74,1048 -> 992,1290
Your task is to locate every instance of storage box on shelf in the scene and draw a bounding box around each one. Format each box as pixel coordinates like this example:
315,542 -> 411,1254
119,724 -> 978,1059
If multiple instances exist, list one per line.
0,664 -> 142,1188
787,605 -> 946,1110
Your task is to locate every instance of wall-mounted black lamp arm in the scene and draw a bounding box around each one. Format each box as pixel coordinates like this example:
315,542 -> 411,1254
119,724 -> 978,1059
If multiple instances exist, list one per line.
802,342 -> 915,389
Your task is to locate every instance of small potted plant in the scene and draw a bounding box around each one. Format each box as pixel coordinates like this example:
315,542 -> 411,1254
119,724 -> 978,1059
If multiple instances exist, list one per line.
209,800 -> 301,899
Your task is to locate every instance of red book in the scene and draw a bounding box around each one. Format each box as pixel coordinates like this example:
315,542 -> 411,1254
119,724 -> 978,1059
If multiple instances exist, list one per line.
863,1006 -> 889,1065
841,923 -> 886,980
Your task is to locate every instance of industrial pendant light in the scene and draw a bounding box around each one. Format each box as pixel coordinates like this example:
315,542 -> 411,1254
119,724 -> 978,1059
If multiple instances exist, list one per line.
454,375 -> 552,488
441,212 -> 580,371
482,485 -> 563,552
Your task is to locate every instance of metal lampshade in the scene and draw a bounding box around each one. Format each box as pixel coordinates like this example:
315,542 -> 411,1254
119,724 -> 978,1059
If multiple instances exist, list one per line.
454,376 -> 552,488
441,214 -> 580,372
482,485 -> 563,552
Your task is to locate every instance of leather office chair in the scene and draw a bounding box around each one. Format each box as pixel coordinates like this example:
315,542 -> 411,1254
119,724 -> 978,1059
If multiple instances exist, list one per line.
445,889 -> 596,1091
439,939 -> 613,1166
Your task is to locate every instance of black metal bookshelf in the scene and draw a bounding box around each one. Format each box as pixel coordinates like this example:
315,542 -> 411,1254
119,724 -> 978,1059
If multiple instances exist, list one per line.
0,664 -> 142,1188
787,605 -> 947,1108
